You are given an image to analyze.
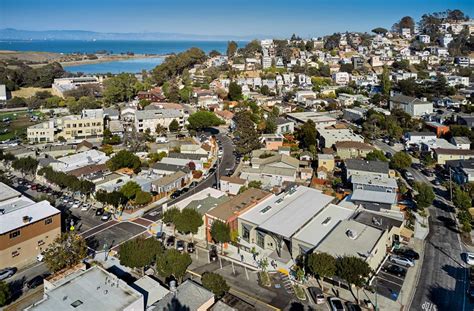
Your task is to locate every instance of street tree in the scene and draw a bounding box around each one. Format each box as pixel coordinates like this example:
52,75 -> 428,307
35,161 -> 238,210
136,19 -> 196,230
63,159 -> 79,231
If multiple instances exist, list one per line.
0,281 -> 9,307
414,182 -> 435,210
210,220 -> 231,254
336,256 -> 372,302
12,156 -> 38,178
453,186 -> 471,210
156,249 -> 192,282
119,237 -> 164,275
43,233 -> 87,273
365,150 -> 388,162
187,111 -> 224,130
120,181 -> 141,199
174,208 -> 203,242
297,120 -> 317,150
390,152 -> 412,170
201,272 -> 230,298
307,252 -> 337,291
134,190 -> 152,206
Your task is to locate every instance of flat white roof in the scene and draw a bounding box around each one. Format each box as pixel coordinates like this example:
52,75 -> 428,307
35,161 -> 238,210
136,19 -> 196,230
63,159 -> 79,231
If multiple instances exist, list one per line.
0,200 -> 60,234
240,186 -> 334,239
51,150 -> 108,172
351,175 -> 398,189
0,182 -> 22,201
173,188 -> 227,210
293,204 -> 355,247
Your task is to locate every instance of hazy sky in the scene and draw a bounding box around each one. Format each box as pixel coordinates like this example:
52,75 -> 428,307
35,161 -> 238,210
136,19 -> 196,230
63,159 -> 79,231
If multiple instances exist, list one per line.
1,0 -> 473,37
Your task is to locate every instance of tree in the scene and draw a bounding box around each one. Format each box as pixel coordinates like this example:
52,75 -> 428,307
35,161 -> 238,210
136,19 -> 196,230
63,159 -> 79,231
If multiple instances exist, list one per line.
0,281 -> 9,307
210,220 -> 231,254
234,111 -> 261,155
336,256 -> 372,302
414,182 -> 435,210
209,50 -> 221,58
307,252 -> 336,291
103,73 -> 140,103
120,181 -> 141,199
119,237 -> 164,275
107,150 -> 141,173
43,233 -> 87,273
297,120 -> 317,150
393,16 -> 415,32
340,63 -> 354,73
12,156 -> 38,178
156,249 -> 192,282
201,272 -> 230,298
381,66 -> 391,99
226,41 -> 238,58
174,208 -> 203,241
163,207 -> 180,225
365,150 -> 388,162
371,27 -> 388,35
260,85 -> 270,96
152,48 -> 206,85
390,152 -> 412,170
169,119 -> 180,132
228,82 -> 243,101
453,186 -> 471,210
134,190 -> 152,206
187,111 -> 224,130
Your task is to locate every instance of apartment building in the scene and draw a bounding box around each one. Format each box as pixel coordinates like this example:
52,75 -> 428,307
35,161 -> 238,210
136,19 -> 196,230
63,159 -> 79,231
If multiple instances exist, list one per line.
56,109 -> 104,140
27,120 -> 56,143
0,183 -> 61,269
135,109 -> 185,134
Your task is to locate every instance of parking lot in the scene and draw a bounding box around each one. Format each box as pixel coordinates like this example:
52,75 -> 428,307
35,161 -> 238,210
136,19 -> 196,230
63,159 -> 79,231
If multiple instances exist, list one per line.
374,259 -> 409,301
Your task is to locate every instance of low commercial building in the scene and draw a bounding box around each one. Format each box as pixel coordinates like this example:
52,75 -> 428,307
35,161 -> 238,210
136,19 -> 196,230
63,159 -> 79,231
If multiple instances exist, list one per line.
151,280 -> 214,311
404,132 -> 437,145
48,150 -> 109,173
27,266 -> 144,311
52,76 -> 101,98
27,120 -> 56,143
0,183 -> 61,269
351,175 -> 398,193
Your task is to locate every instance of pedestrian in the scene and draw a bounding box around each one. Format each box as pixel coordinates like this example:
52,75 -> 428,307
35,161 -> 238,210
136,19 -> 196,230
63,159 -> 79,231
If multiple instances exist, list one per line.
240,254 -> 244,262
252,253 -> 256,261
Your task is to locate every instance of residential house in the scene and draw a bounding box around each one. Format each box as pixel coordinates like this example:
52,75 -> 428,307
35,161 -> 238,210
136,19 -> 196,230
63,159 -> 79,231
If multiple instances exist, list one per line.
404,132 -> 437,145
318,154 -> 335,172
135,109 -> 185,134
260,134 -> 284,151
275,118 -> 295,134
352,210 -> 406,247
335,141 -> 375,159
390,95 -> 433,117
151,171 -> 188,195
344,159 -> 390,180
220,176 -> 246,195
433,148 -> 474,165
450,137 -> 471,150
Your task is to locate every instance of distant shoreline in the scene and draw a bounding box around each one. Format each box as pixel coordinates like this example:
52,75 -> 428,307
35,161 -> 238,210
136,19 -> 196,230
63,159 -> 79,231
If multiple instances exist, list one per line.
60,54 -> 165,67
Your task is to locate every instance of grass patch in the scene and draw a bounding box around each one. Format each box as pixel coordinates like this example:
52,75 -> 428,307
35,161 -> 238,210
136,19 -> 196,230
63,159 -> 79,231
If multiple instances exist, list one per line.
293,284 -> 306,300
258,271 -> 271,287
11,87 -> 53,98
0,111 -> 43,142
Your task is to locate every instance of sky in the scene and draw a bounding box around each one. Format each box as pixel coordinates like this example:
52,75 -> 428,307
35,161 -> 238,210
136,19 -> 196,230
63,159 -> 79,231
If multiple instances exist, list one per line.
1,0 -> 473,38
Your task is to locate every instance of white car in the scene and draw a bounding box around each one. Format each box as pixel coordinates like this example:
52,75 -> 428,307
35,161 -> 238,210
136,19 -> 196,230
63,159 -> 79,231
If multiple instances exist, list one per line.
390,255 -> 415,267
37,253 -> 44,262
466,252 -> 474,265
81,204 -> 90,211
72,201 -> 82,208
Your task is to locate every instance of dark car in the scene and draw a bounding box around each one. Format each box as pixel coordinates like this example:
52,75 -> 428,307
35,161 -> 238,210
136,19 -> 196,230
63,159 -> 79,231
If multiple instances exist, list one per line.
382,264 -> 407,277
328,297 -> 344,311
176,240 -> 185,251
394,248 -> 420,260
189,181 -> 198,188
209,245 -> 218,262
308,287 -> 325,304
95,208 -> 105,216
166,236 -> 175,248
156,231 -> 166,243
26,276 -> 44,289
187,242 -> 195,253
346,302 -> 362,311
101,212 -> 111,221
170,190 -> 181,199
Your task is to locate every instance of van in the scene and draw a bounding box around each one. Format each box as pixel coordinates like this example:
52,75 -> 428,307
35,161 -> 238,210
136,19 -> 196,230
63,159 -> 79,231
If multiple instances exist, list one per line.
156,137 -> 169,144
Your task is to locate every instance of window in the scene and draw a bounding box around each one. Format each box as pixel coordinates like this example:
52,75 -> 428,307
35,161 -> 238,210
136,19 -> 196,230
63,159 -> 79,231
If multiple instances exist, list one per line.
45,217 -> 53,225
37,240 -> 45,246
242,225 -> 250,242
71,300 -> 83,308
9,230 -> 20,239
257,232 -> 264,248
11,250 -> 19,258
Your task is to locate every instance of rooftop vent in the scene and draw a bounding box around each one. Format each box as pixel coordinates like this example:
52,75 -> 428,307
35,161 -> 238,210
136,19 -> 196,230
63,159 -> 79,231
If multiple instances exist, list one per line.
22,216 -> 31,223
346,229 -> 358,240
372,217 -> 382,226
322,217 -> 332,226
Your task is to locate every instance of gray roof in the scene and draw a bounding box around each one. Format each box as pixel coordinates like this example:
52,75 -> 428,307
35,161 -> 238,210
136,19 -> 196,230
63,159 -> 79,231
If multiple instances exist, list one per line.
167,152 -> 204,161
183,195 -> 230,215
452,136 -> 471,145
345,159 -> 389,174
104,108 -> 120,117
350,175 -> 398,189
135,109 -> 182,120
241,186 -> 334,239
28,266 -> 143,311
391,94 -> 427,105
352,210 -> 403,231
151,280 -> 214,311
276,117 -> 293,125
350,189 -> 397,204
152,162 -> 190,173
407,131 -> 436,137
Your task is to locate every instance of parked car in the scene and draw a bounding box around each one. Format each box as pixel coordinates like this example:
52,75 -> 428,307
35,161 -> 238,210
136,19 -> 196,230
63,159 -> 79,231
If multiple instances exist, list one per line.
0,267 -> 17,281
166,236 -> 175,248
95,208 -> 105,216
432,179 -> 441,186
393,248 -> 420,260
170,190 -> 181,199
382,264 -> 407,277
328,297 -> 345,311
209,246 -> 218,262
26,276 -> 44,289
176,240 -> 185,251
390,255 -> 415,267
101,212 -> 111,221
345,302 -> 362,311
308,287 -> 325,304
189,181 -> 198,188
187,242 -> 195,253
81,204 -> 90,211
37,253 -> 44,262
72,201 -> 82,208
466,252 -> 474,265
156,231 -> 166,243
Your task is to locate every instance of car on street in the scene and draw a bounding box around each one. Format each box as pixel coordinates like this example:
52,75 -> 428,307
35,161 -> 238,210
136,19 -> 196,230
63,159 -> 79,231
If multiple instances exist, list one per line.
0,267 -> 17,281
432,179 -> 441,186
466,252 -> 474,265
346,302 -> 362,311
101,212 -> 111,221
176,240 -> 185,251
308,287 -> 325,304
390,255 -> 415,267
166,236 -> 175,248
72,200 -> 82,208
189,181 -> 198,188
81,204 -> 90,211
382,264 -> 407,277
26,276 -> 44,289
328,297 -> 345,311
170,190 -> 181,199
187,242 -> 195,253
95,208 -> 105,216
393,248 -> 420,261
37,253 -> 44,262
156,231 -> 166,243
209,245 -> 218,262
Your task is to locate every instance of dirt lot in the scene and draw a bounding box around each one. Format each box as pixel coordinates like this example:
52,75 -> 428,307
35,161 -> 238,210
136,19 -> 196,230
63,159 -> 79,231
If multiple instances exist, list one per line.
11,87 -> 53,98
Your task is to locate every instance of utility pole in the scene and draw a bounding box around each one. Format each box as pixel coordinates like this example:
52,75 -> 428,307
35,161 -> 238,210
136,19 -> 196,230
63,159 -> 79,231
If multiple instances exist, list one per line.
449,167 -> 453,202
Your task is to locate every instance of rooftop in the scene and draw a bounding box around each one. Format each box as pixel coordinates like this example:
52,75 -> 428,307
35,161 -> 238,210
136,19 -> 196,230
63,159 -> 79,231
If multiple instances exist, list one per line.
28,266 -> 143,311
352,210 -> 403,232
151,280 -> 213,311
351,175 -> 398,189
350,189 -> 397,205
316,219 -> 385,260
135,109 -> 182,120
345,159 -> 389,174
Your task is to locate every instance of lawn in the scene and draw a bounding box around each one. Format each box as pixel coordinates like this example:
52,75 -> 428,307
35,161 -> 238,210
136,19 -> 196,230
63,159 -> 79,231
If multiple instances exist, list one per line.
0,110 -> 43,142
11,87 -> 53,98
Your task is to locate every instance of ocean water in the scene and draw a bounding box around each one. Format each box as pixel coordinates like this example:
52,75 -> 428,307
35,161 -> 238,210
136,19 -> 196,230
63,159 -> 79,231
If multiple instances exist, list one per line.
0,39 -> 246,73
64,57 -> 164,74
0,40 -> 244,55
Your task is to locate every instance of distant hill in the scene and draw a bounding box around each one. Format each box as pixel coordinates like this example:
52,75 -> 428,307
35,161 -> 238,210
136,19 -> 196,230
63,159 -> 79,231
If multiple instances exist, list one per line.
0,28 -> 263,41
